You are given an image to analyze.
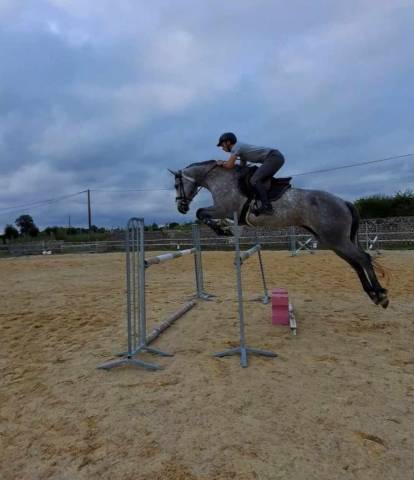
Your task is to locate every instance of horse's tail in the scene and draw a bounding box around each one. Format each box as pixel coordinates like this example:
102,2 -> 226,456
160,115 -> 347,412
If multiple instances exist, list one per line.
345,201 -> 359,244
346,201 -> 391,285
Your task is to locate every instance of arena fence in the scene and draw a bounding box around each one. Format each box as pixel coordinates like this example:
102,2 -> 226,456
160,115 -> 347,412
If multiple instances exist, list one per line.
1,220 -> 414,257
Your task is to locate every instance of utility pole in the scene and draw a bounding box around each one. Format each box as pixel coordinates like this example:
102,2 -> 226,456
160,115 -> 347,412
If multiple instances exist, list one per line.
68,215 -> 71,228
87,189 -> 92,232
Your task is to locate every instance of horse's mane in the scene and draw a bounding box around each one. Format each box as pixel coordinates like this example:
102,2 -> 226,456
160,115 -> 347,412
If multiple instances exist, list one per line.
186,159 -> 217,168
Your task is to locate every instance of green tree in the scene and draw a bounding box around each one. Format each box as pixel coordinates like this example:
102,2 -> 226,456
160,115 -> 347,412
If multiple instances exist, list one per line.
15,214 -> 38,236
44,226 -> 59,237
392,190 -> 414,216
354,190 -> 414,218
28,225 -> 40,237
4,224 -> 19,240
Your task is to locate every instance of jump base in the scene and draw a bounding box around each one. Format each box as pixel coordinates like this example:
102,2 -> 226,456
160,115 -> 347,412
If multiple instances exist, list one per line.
214,346 -> 277,368
98,301 -> 197,371
213,212 -> 277,368
97,356 -> 161,371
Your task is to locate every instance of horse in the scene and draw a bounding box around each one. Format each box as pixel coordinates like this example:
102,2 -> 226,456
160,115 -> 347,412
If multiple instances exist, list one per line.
169,160 -> 389,308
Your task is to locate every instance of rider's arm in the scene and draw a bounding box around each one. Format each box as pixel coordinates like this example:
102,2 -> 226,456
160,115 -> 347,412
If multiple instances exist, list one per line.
217,154 -> 238,169
223,154 -> 238,169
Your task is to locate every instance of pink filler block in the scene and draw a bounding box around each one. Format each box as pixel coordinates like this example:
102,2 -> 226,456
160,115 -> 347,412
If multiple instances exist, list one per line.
271,288 -> 290,326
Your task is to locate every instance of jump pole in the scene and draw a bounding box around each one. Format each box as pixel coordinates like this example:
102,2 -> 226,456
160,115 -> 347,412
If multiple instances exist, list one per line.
292,236 -> 316,256
365,221 -> 380,255
98,218 -> 210,371
290,225 -> 317,256
214,212 -> 277,368
252,229 -> 270,304
145,248 -> 195,266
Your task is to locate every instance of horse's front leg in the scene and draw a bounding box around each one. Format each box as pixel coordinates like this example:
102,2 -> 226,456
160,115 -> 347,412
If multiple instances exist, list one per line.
196,207 -> 234,236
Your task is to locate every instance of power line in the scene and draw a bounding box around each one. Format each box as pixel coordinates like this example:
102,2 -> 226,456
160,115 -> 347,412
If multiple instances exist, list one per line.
0,152 -> 413,214
0,190 -> 87,214
289,153 -> 414,177
92,188 -> 173,192
92,153 -> 414,189
92,152 -> 414,190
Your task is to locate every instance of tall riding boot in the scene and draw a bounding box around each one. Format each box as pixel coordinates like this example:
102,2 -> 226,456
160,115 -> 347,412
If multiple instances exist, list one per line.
251,182 -> 274,215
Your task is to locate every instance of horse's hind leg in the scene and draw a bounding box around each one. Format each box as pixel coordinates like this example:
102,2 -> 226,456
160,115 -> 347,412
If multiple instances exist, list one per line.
331,240 -> 389,308
356,249 -> 389,308
333,248 -> 381,304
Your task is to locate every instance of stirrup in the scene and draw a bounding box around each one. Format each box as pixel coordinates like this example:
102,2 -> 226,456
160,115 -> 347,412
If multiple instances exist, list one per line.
252,204 -> 274,216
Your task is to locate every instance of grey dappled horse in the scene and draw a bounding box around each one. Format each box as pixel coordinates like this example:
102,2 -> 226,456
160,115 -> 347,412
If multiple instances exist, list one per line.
170,160 -> 389,309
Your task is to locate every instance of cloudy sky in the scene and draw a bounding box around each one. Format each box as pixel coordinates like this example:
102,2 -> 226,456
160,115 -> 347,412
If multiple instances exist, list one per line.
0,0 -> 413,230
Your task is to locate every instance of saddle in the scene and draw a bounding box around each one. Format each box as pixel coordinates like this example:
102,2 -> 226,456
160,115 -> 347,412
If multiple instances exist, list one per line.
237,165 -> 292,202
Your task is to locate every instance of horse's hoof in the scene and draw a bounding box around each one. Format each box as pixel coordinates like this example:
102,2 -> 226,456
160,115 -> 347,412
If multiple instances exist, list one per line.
377,289 -> 389,309
213,227 -> 233,237
216,227 -> 233,237
368,292 -> 379,304
378,296 -> 389,309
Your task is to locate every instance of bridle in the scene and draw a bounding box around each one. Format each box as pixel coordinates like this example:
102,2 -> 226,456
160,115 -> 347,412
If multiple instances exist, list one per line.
175,171 -> 200,209
175,164 -> 218,208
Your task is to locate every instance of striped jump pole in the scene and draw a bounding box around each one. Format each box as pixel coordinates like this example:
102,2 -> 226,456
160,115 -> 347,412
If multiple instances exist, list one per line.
365,220 -> 380,255
239,243 -> 269,304
239,244 -> 261,263
145,248 -> 195,266
213,212 -> 277,368
98,218 -> 210,372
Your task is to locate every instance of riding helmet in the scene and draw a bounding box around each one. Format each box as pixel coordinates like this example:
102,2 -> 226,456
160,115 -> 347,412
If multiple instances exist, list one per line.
217,132 -> 237,147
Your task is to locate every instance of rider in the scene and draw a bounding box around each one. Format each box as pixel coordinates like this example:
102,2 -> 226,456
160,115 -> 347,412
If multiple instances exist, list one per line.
216,132 -> 285,215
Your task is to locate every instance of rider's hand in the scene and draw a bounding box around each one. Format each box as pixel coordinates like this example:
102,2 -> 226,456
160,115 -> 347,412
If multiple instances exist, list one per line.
216,160 -> 226,167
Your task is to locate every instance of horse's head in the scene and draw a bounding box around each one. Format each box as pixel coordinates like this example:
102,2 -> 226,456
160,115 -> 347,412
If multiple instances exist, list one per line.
169,161 -> 219,214
169,167 -> 199,214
